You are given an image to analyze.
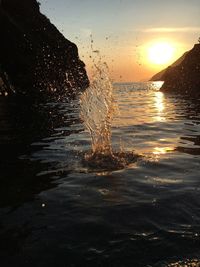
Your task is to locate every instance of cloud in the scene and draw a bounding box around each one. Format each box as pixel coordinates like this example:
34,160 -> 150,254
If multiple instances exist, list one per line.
142,27 -> 200,33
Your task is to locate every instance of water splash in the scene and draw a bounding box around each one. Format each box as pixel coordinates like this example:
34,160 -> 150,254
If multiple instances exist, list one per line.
80,61 -> 114,156
80,60 -> 139,170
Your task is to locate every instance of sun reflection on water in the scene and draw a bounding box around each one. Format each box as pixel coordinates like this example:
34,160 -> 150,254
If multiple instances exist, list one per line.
154,91 -> 166,121
155,91 -> 164,112
151,81 -> 164,90
113,82 -> 178,157
153,146 -> 174,155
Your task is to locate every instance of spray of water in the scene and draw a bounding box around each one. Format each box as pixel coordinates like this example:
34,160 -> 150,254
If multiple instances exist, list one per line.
80,54 -> 139,170
80,61 -> 114,157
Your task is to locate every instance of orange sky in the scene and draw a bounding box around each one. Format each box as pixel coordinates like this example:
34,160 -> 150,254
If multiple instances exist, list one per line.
80,36 -> 191,82
41,0 -> 200,82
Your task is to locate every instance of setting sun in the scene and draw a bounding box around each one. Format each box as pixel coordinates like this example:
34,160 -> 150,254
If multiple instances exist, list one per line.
148,42 -> 175,65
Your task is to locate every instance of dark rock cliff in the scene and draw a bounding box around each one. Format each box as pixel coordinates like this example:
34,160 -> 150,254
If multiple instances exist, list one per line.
150,52 -> 188,81
160,44 -> 200,96
0,0 -> 89,97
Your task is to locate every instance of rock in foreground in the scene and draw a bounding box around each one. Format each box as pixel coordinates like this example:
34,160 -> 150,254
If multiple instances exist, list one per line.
0,0 -> 89,97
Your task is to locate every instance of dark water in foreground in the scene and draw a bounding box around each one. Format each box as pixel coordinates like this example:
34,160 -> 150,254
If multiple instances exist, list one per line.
0,82 -> 200,267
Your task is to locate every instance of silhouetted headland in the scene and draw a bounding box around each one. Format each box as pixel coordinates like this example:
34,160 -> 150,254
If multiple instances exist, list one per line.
0,0 -> 89,98
150,52 -> 188,81
151,43 -> 200,96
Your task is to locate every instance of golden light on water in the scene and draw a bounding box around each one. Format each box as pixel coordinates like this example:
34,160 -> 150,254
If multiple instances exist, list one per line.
167,259 -> 200,267
148,42 -> 175,65
152,89 -> 175,156
153,146 -> 174,155
151,81 -> 164,90
154,91 -> 165,121
155,91 -> 164,112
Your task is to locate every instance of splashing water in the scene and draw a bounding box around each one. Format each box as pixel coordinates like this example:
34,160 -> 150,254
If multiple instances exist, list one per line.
80,62 -> 114,155
80,61 -> 138,170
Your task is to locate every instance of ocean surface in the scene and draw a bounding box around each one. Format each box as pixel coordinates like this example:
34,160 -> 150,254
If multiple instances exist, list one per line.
0,82 -> 200,267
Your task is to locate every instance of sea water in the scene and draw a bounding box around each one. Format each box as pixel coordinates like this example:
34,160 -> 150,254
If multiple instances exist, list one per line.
0,82 -> 200,266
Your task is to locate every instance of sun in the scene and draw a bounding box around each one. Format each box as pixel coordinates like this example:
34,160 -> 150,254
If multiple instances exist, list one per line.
148,42 -> 175,65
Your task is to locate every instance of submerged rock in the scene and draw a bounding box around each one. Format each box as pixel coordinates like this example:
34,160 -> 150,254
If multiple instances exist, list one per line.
0,0 -> 89,97
160,43 -> 200,96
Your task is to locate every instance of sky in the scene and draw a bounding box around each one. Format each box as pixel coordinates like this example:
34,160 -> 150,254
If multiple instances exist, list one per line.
40,0 -> 200,82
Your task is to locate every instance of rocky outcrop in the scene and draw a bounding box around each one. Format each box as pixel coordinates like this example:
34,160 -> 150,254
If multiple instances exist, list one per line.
0,0 -> 89,97
150,52 -> 187,81
150,68 -> 168,82
160,44 -> 200,95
